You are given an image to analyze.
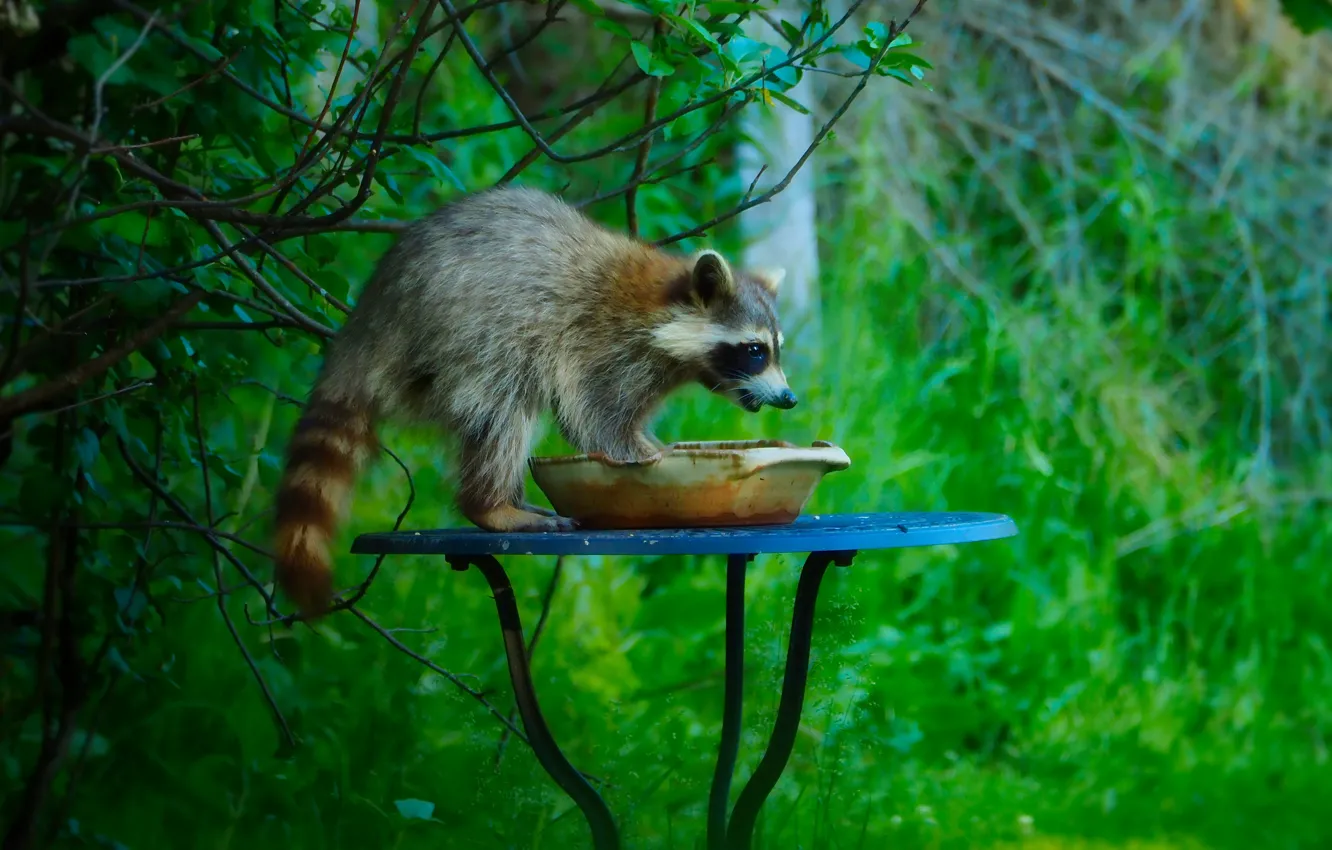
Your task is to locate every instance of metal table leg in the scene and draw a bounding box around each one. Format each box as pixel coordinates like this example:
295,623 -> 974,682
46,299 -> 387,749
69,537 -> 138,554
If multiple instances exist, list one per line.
708,553 -> 753,850
726,550 -> 856,849
451,554 -> 620,850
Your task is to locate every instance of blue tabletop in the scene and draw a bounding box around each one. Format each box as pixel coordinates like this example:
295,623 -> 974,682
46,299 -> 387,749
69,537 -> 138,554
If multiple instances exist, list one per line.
349,512 -> 1018,557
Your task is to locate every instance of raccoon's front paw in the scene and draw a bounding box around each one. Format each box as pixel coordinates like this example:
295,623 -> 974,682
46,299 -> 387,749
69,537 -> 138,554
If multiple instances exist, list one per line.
586,444 -> 672,467
632,444 -> 674,466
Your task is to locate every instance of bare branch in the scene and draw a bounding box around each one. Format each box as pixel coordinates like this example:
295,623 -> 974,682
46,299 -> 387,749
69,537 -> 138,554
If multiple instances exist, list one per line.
0,519 -> 276,559
0,290 -> 203,421
198,222 -> 334,337
0,223 -> 34,385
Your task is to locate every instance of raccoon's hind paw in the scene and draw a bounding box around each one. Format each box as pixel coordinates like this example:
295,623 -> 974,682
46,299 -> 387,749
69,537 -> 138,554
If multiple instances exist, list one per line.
520,501 -> 559,518
550,515 -> 578,532
515,511 -> 577,533
466,504 -> 578,533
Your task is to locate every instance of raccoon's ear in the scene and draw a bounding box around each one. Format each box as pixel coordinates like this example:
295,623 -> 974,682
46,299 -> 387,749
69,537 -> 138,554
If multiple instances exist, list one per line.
689,250 -> 736,305
752,267 -> 786,296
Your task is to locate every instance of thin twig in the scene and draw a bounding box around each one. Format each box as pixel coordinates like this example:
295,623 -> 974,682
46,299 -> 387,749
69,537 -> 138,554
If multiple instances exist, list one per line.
0,290 -> 203,421
449,0 -> 870,168
350,607 -> 534,746
130,52 -> 240,113
115,436 -> 280,614
625,22 -> 665,238
296,0 -> 362,162
413,30 -> 458,138
191,379 -> 296,749
246,442 -> 415,628
39,381 -> 154,417
331,446 -> 415,609
657,0 -> 933,245
92,133 -> 200,153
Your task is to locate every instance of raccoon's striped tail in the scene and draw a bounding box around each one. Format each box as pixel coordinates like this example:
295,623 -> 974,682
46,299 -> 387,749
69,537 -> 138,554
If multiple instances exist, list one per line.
273,393 -> 379,618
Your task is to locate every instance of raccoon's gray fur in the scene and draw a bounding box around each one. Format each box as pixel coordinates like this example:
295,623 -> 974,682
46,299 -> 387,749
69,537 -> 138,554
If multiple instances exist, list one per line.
273,187 -> 796,616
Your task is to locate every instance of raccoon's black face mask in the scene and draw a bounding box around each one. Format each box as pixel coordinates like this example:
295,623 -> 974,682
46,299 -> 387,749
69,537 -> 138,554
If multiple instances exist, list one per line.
702,339 -> 798,412
655,248 -> 797,412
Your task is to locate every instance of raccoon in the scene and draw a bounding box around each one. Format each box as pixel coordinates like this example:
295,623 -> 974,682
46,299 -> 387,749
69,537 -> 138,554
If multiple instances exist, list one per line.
273,187 -> 797,616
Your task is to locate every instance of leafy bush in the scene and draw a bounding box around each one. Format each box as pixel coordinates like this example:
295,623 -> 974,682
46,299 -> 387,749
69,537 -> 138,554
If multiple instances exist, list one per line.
1,0 -> 931,847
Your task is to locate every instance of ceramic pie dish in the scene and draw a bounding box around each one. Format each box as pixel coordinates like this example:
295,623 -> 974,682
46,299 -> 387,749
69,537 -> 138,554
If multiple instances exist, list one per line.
528,439 -> 851,530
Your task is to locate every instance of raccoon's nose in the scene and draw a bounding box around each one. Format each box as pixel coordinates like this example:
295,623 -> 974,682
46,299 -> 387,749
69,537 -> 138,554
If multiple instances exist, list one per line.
773,388 -> 798,409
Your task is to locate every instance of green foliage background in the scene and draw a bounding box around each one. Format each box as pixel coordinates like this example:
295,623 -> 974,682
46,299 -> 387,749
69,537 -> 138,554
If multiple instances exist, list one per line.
2,0 -> 1331,848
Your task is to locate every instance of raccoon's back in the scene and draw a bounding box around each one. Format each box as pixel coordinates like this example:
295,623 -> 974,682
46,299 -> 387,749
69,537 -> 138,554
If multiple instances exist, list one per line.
322,188 -> 639,414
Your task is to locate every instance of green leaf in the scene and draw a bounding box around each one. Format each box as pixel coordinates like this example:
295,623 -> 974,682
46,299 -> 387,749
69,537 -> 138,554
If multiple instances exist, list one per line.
400,146 -> 466,192
880,67 -> 916,86
723,35 -> 765,65
779,19 -> 803,46
372,170 -> 404,204
840,44 -> 871,71
394,799 -> 435,820
705,21 -> 744,39
672,15 -> 722,51
1279,0 -> 1332,32
105,403 -> 131,443
104,646 -> 137,678
700,1 -> 755,13
568,0 -> 606,13
767,89 -> 810,115
769,61 -> 800,88
114,585 -> 149,624
881,51 -> 933,70
18,470 -> 62,515
0,220 -> 25,252
630,41 -> 676,77
593,18 -> 633,39
181,33 -> 225,63
74,428 -> 101,470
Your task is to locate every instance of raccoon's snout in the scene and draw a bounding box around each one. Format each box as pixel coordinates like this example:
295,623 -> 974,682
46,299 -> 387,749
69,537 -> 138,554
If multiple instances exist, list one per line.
736,383 -> 797,412
771,388 -> 798,409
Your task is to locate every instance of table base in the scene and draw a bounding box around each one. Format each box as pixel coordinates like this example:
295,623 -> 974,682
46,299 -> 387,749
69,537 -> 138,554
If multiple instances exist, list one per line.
446,549 -> 856,850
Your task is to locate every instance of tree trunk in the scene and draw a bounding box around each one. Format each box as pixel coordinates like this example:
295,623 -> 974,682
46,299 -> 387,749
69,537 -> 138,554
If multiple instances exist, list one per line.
735,1 -> 823,358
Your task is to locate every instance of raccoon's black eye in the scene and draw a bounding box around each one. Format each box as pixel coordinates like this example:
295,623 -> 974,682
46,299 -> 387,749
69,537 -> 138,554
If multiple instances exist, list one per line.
745,343 -> 768,367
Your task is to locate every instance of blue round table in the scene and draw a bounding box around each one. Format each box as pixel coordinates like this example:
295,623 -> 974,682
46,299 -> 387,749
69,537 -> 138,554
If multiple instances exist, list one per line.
351,512 -> 1018,850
